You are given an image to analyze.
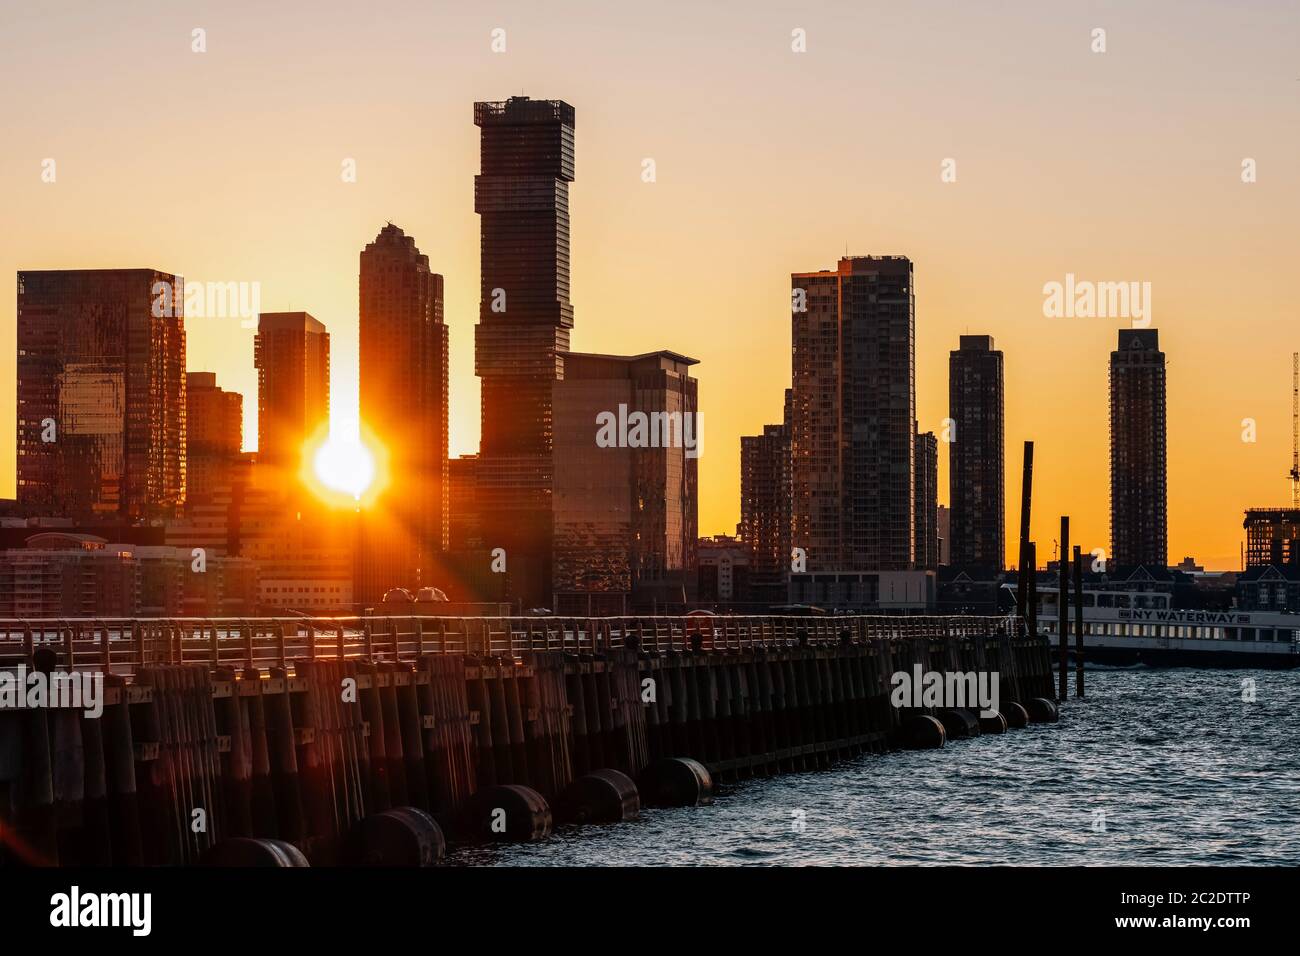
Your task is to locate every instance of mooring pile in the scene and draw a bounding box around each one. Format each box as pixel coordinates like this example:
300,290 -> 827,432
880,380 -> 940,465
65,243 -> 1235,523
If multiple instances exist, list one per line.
0,614 -> 1058,866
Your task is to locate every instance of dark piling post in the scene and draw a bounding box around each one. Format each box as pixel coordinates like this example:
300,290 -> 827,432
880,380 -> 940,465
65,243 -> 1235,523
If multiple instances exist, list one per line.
1073,544 -> 1085,698
1015,441 -> 1035,620
1026,542 -> 1038,636
1058,516 -> 1069,702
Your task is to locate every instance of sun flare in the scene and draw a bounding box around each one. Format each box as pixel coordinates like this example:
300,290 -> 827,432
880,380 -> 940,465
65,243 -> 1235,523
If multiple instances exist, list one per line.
301,423 -> 387,507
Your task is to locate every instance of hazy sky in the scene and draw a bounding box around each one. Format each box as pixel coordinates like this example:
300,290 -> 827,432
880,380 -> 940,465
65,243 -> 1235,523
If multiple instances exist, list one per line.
2,0 -> 1297,569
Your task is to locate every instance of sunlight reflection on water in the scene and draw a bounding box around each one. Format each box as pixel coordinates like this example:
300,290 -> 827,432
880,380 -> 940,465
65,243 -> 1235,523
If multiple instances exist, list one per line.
451,669 -> 1300,866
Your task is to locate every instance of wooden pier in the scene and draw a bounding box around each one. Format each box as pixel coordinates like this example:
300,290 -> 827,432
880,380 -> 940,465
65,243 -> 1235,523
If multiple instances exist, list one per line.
0,614 -> 1057,866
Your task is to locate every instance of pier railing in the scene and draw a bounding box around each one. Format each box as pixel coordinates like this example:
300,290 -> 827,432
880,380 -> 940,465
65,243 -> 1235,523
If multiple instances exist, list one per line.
0,614 -> 1026,675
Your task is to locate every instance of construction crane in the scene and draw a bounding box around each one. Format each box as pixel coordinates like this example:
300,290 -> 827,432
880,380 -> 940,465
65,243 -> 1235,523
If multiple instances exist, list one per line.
1291,352 -> 1299,507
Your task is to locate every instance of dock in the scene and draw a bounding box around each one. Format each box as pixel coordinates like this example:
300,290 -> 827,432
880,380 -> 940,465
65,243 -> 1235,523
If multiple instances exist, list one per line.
0,614 -> 1057,865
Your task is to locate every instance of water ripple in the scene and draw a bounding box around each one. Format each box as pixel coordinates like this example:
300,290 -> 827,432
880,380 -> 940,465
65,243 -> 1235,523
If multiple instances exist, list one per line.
451,669 -> 1300,866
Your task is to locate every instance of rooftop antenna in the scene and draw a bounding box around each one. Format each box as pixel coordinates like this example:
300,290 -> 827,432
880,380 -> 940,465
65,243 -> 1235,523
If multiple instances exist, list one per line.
1291,352 -> 1299,507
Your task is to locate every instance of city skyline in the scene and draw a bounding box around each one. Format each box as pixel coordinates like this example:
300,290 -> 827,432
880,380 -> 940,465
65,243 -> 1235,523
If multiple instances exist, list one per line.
4,2 -> 1299,570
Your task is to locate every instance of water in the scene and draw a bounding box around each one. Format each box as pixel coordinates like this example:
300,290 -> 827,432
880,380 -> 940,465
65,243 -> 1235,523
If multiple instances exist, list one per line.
452,668 -> 1300,866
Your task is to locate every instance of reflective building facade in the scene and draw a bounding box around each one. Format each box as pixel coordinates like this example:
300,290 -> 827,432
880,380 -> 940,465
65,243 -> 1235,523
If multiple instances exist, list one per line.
473,97 -> 577,607
17,269 -> 186,521
552,350 -> 699,613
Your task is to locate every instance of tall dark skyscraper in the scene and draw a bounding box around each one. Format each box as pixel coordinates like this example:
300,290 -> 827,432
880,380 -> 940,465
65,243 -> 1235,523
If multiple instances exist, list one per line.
740,389 -> 792,601
253,312 -> 329,481
914,428 -> 939,570
356,224 -> 449,603
472,97 -> 576,606
1110,328 -> 1167,568
16,269 -> 186,521
790,256 -> 915,571
948,334 -> 1005,571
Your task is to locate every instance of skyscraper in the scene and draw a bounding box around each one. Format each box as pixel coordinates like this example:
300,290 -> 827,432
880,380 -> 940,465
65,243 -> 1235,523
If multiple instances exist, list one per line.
740,389 -> 792,602
948,334 -> 1005,571
472,97 -> 577,607
1110,328 -> 1167,568
185,371 -> 242,505
551,350 -> 699,613
914,429 -> 939,570
356,224 -> 449,603
253,312 -> 329,482
790,256 -> 915,571
16,269 -> 186,521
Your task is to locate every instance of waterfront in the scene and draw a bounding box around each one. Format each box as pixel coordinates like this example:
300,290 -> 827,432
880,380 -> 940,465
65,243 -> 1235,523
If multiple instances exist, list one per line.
455,668 -> 1300,866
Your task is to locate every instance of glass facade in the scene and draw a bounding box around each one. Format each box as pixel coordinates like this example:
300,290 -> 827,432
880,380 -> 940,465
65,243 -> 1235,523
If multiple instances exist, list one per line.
17,269 -> 186,521
552,351 -> 699,612
473,97 -> 577,608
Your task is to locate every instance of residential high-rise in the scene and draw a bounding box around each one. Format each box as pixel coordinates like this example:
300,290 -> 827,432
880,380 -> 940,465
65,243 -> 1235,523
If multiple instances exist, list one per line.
253,312 -> 329,482
948,334 -> 1004,571
356,224 -> 449,603
551,350 -> 699,614
185,372 -> 242,505
740,389 -> 792,602
914,429 -> 939,570
473,97 -> 577,608
790,256 -> 915,571
17,269 -> 186,521
1109,328 -> 1167,568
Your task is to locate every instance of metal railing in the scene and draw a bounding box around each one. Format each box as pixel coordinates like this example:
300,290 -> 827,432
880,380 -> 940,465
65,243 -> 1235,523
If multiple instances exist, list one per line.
0,613 -> 1027,675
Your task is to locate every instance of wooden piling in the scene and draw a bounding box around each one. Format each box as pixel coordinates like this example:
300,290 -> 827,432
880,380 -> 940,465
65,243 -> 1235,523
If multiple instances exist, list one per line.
1059,516 -> 1070,702
1073,544 -> 1086,698
1016,440 -> 1035,620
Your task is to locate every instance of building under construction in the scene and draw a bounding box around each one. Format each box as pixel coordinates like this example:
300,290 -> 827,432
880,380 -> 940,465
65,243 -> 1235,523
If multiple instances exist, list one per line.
1241,352 -> 1300,570
1244,509 -> 1300,568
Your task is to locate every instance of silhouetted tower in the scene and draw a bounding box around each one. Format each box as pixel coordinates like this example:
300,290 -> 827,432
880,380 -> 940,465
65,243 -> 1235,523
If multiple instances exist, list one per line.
948,334 -> 1005,571
472,97 -> 576,607
356,224 -> 449,602
1109,328 -> 1167,568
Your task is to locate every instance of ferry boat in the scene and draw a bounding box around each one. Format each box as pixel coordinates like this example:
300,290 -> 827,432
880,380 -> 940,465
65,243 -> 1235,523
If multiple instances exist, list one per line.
1008,582 -> 1300,669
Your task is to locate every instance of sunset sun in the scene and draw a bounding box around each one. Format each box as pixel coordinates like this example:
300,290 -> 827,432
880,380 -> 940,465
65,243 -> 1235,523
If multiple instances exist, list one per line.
302,423 -> 386,507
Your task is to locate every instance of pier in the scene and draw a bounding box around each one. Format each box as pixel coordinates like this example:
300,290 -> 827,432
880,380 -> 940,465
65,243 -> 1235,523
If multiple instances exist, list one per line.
0,614 -> 1057,866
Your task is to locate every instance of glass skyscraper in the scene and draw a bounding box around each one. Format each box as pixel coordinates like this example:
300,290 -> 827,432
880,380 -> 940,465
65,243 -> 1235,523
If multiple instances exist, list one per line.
17,269 -> 186,521
472,97 -> 577,607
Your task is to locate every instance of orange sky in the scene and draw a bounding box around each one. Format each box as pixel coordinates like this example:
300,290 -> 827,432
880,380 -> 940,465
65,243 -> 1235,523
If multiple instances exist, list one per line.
2,0 -> 1298,570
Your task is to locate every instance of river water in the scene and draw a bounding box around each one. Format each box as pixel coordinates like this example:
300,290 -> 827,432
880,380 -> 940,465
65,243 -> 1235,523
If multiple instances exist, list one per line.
452,668 -> 1300,866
